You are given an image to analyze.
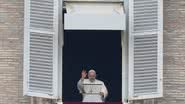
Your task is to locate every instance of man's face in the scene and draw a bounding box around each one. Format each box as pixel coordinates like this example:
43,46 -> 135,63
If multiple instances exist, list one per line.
88,72 -> 96,81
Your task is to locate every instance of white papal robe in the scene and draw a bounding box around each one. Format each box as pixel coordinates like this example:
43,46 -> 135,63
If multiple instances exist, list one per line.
77,79 -> 108,102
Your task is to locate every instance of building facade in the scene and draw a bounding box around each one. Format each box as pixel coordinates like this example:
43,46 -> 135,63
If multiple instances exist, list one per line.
0,0 -> 185,104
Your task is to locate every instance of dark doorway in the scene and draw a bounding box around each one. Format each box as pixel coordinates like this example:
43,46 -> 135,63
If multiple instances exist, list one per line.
63,30 -> 122,102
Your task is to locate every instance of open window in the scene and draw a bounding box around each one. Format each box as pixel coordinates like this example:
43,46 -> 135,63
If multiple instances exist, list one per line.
62,0 -> 125,101
63,30 -> 122,102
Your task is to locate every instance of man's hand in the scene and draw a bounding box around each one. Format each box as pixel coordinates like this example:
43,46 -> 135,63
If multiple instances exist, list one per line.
100,92 -> 104,97
81,70 -> 87,79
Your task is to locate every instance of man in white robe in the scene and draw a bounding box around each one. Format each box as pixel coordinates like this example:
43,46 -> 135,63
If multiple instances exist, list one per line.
77,69 -> 108,102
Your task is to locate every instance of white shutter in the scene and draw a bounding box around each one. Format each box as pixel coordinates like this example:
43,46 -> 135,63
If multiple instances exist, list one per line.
128,0 -> 163,100
24,0 -> 59,98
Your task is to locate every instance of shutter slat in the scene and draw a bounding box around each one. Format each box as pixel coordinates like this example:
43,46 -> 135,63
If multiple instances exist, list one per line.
30,64 -> 52,69
30,61 -> 52,66
29,83 -> 52,89
29,88 -> 52,94
31,14 -> 53,19
30,51 -> 52,57
29,76 -> 53,82
30,68 -> 53,73
134,69 -> 158,74
30,73 -> 52,79
30,54 -> 52,60
31,1 -> 53,6
30,48 -> 53,53
134,72 -> 157,77
29,80 -> 53,85
30,58 -> 52,63
31,0 -> 53,3
134,63 -> 157,67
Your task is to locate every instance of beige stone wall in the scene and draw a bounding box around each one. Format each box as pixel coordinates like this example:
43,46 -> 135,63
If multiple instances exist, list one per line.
0,0 -> 30,104
159,0 -> 185,103
0,0 -> 185,104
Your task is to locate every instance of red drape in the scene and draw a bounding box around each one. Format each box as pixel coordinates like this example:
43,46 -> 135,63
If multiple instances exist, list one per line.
64,102 -> 123,104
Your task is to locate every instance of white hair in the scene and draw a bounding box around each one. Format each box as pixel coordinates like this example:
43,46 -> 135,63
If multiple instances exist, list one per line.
88,69 -> 96,75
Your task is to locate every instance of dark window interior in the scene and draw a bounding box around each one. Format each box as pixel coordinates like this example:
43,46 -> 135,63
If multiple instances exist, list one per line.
63,30 -> 122,102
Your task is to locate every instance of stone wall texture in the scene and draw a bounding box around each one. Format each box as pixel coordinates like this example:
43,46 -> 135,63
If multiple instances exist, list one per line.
0,0 -> 185,104
0,0 -> 30,104
159,0 -> 185,103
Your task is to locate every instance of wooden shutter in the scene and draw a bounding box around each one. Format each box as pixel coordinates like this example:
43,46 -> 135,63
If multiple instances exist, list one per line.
24,0 -> 59,98
128,0 -> 163,100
